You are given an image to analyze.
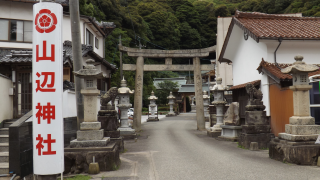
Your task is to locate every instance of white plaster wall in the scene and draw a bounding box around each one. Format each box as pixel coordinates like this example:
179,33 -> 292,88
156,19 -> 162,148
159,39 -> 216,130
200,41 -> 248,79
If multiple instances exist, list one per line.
0,76 -> 13,122
62,90 -> 101,118
0,1 -> 33,20
224,25 -> 267,86
264,40 -> 320,64
62,90 -> 77,118
216,17 -> 233,86
260,73 -> 270,116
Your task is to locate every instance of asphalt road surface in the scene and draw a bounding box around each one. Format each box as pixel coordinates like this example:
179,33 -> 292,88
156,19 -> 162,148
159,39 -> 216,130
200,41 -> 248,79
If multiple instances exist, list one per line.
92,113 -> 320,180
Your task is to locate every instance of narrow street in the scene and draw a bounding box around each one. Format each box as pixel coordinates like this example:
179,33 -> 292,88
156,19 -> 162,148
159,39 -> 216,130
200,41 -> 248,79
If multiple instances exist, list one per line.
92,113 -> 320,180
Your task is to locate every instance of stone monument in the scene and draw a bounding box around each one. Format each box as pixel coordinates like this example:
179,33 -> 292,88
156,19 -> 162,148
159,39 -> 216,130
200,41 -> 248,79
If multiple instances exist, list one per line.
203,91 -> 210,121
117,78 -> 136,139
64,59 -> 120,174
190,96 -> 196,113
208,77 -> 227,137
219,102 -> 242,141
269,55 -> 320,165
71,59 -> 109,147
147,91 -> 159,122
238,83 -> 274,149
166,91 -> 176,117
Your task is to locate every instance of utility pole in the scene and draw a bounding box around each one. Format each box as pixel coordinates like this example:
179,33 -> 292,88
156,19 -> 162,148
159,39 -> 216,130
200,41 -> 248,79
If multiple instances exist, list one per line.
119,35 -> 123,80
69,0 -> 84,130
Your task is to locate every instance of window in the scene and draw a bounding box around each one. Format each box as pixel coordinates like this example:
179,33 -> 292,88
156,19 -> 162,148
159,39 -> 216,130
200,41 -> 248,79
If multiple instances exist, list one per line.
0,19 -> 32,42
86,29 -> 93,46
86,80 -> 93,88
95,37 -> 99,49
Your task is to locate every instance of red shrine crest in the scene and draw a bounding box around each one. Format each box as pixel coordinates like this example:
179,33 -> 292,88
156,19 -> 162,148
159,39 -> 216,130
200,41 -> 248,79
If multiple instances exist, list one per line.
35,9 -> 57,33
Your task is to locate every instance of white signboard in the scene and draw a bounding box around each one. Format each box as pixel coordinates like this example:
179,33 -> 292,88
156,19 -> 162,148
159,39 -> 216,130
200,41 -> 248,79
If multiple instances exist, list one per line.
32,2 -> 64,174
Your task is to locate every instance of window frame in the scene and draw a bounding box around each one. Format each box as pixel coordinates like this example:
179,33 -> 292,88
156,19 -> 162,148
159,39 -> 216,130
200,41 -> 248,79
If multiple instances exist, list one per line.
86,28 -> 94,46
0,18 -> 32,43
95,37 -> 99,49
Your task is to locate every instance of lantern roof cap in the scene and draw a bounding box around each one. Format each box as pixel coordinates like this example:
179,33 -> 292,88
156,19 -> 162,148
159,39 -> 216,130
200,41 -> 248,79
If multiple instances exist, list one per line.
211,77 -> 228,91
73,59 -> 103,78
148,91 -> 158,100
167,91 -> 176,99
281,55 -> 319,74
118,77 -> 134,94
203,90 -> 210,99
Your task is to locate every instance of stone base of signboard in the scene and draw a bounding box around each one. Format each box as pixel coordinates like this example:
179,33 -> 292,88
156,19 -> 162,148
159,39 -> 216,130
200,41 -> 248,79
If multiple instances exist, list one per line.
64,142 -> 120,174
269,137 -> 320,165
70,137 -> 110,148
147,117 -> 159,122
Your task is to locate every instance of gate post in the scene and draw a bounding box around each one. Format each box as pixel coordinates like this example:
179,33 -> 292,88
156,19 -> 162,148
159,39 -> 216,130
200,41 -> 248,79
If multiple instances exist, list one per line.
133,56 -> 144,131
193,57 -> 205,130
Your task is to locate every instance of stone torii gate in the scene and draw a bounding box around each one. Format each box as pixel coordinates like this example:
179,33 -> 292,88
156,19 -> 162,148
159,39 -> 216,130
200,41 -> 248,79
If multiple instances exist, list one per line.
119,45 -> 216,131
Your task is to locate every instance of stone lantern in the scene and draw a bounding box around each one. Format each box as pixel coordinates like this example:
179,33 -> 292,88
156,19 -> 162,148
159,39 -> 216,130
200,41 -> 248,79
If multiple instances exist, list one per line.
269,55 -> 320,165
203,91 -> 210,121
209,77 -> 227,137
71,59 -> 108,148
190,96 -> 196,113
147,91 -> 158,121
117,77 -> 135,135
166,91 -> 176,117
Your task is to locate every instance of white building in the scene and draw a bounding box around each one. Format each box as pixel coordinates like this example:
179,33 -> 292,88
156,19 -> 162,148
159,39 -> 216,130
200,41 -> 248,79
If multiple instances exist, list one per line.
0,0 -> 117,120
218,10 -> 320,135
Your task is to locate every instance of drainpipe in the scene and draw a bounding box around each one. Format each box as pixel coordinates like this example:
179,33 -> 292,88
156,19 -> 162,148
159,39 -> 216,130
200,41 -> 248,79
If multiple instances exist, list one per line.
274,38 -> 283,69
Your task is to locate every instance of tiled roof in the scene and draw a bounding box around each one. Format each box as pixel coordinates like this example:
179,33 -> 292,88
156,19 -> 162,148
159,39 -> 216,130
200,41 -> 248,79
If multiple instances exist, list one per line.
219,10 -> 320,63
229,80 -> 261,90
257,59 -> 320,81
0,41 -> 116,70
234,11 -> 320,41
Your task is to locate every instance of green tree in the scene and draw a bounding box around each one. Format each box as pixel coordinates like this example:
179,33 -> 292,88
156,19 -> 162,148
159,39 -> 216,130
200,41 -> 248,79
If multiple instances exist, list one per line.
155,80 -> 179,105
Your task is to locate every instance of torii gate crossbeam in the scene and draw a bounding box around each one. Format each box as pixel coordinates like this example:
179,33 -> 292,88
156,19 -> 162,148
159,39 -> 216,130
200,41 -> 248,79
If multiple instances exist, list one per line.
119,45 -> 216,131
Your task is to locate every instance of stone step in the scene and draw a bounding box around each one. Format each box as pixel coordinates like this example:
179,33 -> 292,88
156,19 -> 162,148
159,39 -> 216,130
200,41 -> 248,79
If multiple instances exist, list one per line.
3,122 -> 13,128
0,162 -> 9,174
0,135 -> 9,143
0,152 -> 9,162
0,143 -> 9,152
0,128 -> 9,135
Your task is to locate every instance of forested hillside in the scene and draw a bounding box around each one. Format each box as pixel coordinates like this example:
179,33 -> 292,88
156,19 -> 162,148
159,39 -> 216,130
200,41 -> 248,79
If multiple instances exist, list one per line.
78,0 -> 320,106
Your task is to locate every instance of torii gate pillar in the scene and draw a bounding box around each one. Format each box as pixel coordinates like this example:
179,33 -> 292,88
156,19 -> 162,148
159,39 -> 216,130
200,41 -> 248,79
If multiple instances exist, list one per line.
133,56 -> 144,131
193,57 -> 205,130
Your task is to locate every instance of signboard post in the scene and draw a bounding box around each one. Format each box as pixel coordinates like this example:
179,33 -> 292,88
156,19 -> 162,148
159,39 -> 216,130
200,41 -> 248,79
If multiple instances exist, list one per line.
32,2 -> 64,175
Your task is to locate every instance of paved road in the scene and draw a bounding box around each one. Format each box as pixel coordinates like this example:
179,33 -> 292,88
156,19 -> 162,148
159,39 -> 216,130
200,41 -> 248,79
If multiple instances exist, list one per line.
92,113 -> 320,180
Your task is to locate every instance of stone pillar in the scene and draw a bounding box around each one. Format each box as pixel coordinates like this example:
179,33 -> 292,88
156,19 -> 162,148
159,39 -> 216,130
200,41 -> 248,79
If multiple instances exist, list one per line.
133,56 -> 144,131
193,57 -> 205,130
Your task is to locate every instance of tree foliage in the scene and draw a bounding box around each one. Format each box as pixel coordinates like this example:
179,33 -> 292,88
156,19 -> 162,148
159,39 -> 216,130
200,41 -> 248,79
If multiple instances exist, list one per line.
78,0 -> 320,107
155,80 -> 179,105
